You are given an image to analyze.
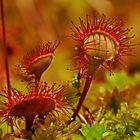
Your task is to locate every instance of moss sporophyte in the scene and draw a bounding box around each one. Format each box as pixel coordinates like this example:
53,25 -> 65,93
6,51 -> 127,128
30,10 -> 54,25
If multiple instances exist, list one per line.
0,0 -> 138,138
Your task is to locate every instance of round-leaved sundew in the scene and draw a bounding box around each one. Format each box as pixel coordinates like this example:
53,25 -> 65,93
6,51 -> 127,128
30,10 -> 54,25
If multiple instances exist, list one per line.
71,14 -> 136,73
70,13 -> 138,121
20,41 -> 60,80
0,82 -> 70,135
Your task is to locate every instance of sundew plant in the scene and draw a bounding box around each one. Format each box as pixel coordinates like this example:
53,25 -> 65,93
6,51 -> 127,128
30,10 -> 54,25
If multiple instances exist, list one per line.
0,0 -> 140,140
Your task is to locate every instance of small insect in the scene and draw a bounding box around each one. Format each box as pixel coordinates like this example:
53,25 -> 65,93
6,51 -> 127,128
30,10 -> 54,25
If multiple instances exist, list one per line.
72,74 -> 80,88
72,72 -> 81,88
72,67 -> 86,88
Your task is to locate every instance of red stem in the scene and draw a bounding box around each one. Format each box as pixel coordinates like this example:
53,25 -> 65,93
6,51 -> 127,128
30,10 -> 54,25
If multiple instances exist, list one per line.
25,115 -> 35,132
0,0 -> 13,132
71,72 -> 94,121
0,0 -> 11,97
70,59 -> 103,122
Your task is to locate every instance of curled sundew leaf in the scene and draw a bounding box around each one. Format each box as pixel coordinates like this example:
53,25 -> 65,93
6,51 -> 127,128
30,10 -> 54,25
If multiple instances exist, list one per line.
71,13 -> 138,77
18,41 -> 60,80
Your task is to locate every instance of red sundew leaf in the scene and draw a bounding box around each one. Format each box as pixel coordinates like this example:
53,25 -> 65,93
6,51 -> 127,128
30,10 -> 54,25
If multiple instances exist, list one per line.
19,41 -> 60,79
70,14 -> 138,75
0,82 -> 70,135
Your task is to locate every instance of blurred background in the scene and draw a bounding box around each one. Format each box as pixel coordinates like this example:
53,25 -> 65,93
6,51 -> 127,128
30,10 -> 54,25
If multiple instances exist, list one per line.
0,0 -> 140,88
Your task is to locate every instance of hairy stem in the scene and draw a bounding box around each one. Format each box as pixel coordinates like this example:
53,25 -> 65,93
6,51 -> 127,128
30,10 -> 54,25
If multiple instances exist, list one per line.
71,59 -> 103,122
0,0 -> 11,97
71,71 -> 94,121
35,75 -> 41,94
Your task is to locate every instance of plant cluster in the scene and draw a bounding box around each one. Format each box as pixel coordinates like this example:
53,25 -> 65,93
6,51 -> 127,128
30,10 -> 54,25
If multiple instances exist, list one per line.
0,0 -> 140,139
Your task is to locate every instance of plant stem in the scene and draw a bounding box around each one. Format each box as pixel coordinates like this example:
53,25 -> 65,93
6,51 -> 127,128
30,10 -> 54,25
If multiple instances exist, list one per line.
35,75 -> 41,94
70,59 -> 103,122
0,0 -> 13,132
71,71 -> 94,121
0,0 -> 11,97
25,115 -> 35,132
35,77 -> 39,94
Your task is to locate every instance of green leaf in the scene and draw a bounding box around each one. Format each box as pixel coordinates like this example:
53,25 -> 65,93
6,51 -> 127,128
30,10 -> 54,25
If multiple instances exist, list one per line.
103,131 -> 115,140
80,124 -> 92,140
133,131 -> 140,137
72,134 -> 85,140
90,123 -> 106,139
80,123 -> 106,140
133,136 -> 140,140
